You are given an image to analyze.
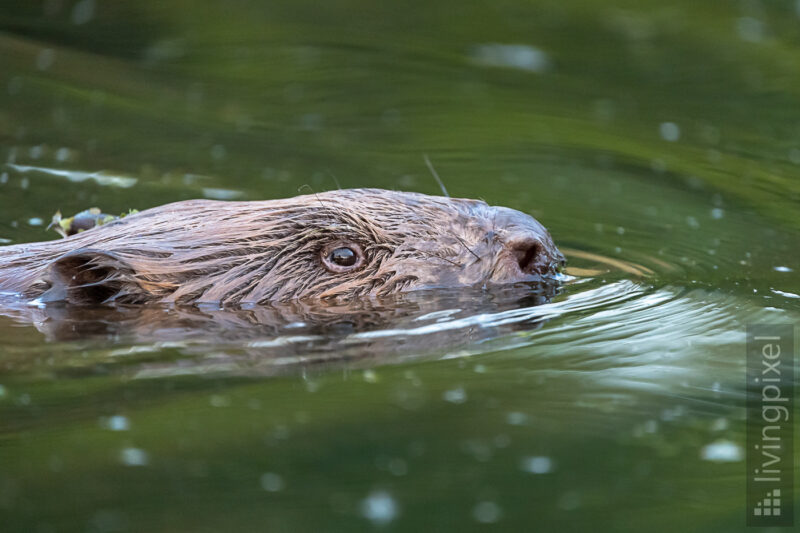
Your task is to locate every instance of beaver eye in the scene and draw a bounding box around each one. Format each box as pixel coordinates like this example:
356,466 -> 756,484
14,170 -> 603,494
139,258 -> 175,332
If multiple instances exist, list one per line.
321,241 -> 365,273
329,247 -> 356,266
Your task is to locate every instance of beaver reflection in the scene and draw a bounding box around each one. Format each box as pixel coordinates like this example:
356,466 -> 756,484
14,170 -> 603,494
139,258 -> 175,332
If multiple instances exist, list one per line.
0,189 -> 564,306
1,283 -> 560,374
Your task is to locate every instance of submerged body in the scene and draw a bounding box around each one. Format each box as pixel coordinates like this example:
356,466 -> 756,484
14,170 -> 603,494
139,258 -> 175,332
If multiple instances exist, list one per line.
0,189 -> 563,305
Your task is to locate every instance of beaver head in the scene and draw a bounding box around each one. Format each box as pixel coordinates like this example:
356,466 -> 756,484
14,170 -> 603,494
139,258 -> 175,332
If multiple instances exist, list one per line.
0,189 -> 564,305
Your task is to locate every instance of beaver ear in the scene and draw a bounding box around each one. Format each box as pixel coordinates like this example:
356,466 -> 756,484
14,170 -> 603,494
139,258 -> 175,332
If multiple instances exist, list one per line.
41,249 -> 136,305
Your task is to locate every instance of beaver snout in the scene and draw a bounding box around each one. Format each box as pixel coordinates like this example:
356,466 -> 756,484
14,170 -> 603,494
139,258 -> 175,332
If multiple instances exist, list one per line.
509,239 -> 550,274
490,207 -> 563,282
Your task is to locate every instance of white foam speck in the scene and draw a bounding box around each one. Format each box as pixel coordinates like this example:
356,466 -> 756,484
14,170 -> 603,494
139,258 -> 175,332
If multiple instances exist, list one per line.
120,447 -> 149,466
71,0 -> 95,25
202,187 -> 243,200
443,387 -> 467,404
259,472 -> 284,492
103,415 -> 130,431
520,455 -> 554,474
360,490 -> 398,525
473,501 -> 502,523
506,411 -> 528,426
659,122 -> 681,142
773,266 -> 793,273
471,44 -> 551,73
736,17 -> 765,43
36,49 -> 55,71
700,440 -> 743,462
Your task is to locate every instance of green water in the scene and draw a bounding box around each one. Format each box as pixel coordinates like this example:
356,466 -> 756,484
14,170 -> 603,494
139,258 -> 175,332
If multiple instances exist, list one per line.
1,1 -> 799,531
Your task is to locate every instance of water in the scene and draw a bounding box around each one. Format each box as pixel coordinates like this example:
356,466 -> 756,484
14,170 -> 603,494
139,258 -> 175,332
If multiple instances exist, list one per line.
1,1 -> 799,531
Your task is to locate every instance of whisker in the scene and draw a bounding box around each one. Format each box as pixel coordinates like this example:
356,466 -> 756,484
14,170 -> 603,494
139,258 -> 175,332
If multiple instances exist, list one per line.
423,154 -> 449,198
453,233 -> 481,262
298,184 -> 332,215
327,170 -> 342,190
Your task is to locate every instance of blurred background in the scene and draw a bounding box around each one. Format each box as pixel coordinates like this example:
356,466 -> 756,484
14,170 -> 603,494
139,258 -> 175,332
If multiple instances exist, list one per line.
1,1 -> 799,532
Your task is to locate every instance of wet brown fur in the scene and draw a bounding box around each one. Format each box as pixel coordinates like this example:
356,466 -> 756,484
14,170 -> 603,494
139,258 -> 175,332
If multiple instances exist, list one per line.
0,189 -> 562,305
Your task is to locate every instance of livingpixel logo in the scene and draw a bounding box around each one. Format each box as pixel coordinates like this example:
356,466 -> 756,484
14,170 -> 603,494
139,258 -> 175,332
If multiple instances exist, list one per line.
746,324 -> 794,527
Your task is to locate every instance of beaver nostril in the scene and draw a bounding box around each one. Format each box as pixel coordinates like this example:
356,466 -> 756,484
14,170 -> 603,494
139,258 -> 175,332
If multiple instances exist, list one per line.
511,241 -> 542,274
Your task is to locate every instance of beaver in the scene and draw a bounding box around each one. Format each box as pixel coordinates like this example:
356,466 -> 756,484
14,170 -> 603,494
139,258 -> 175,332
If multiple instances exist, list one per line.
0,189 -> 563,306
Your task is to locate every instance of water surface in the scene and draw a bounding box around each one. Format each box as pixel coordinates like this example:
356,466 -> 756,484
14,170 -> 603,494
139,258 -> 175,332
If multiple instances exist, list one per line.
1,1 -> 799,532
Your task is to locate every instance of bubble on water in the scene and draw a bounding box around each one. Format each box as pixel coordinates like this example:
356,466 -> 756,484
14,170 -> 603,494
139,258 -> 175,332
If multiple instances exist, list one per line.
210,144 -> 226,161
36,49 -> 55,71
388,458 -> 408,476
443,387 -> 467,404
29,145 -> 44,159
651,158 -> 667,172
144,39 -> 187,65
521,455 -> 554,474
71,0 -> 95,25
710,418 -> 729,432
643,419 -> 658,433
686,216 -> 700,229
363,369 -> 378,383
710,208 -> 724,219
300,113 -> 323,131
473,501 -> 502,523
461,439 -> 493,462
27,218 -> 43,226
473,364 -> 487,373
773,266 -> 793,273
616,226 -> 625,235
202,188 -> 243,200
103,415 -> 130,431
471,44 -> 551,73
259,472 -> 284,492
209,394 -> 231,407
506,411 -> 528,426
701,440 -> 742,462
89,510 -> 127,533
736,17 -> 765,43
360,490 -> 398,525
55,147 -> 71,162
120,447 -> 149,466
659,122 -> 680,142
